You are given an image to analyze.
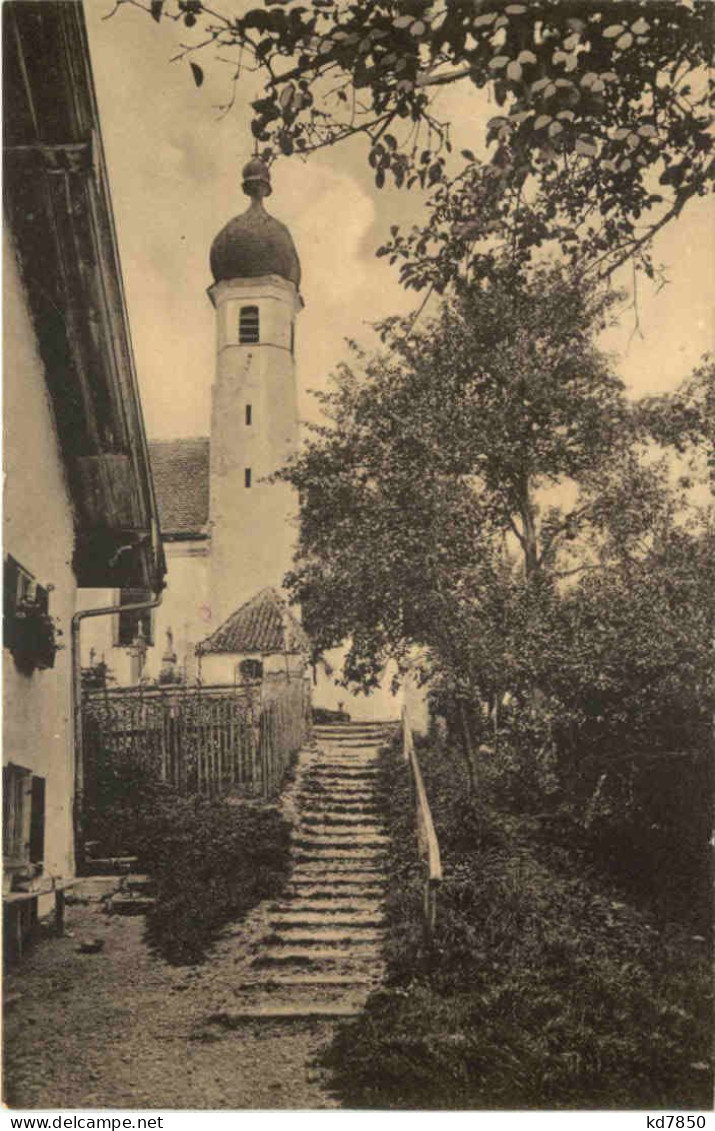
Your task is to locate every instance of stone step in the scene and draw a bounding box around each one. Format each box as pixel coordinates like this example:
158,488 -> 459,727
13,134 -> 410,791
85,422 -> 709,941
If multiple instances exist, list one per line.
301,777 -> 376,787
270,912 -> 384,929
292,861 -> 387,877
316,748 -> 380,757
308,767 -> 379,776
313,723 -> 395,733
293,852 -> 387,868
237,973 -> 376,989
273,899 -> 384,913
265,928 -> 384,946
288,883 -> 387,900
298,792 -> 377,805
300,812 -> 383,826
299,799 -> 380,810
107,893 -> 155,916
294,833 -> 389,848
312,764 -> 380,773
252,946 -> 383,967
207,1002 -> 366,1021
320,741 -> 385,749
316,747 -> 380,753
297,827 -> 388,841
79,856 -> 139,876
294,841 -> 387,854
296,818 -> 384,827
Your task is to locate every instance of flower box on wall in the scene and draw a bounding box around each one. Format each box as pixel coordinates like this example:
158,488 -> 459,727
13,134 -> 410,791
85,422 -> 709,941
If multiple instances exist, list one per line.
3,556 -> 62,675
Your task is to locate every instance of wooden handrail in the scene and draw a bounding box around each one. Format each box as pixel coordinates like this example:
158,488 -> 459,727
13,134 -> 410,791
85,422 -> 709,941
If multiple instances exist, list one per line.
402,707 -> 443,942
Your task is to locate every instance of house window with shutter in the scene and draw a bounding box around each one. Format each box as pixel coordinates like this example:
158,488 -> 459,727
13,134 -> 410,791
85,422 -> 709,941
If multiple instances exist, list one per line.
116,589 -> 154,647
3,764 -> 45,874
239,305 -> 260,344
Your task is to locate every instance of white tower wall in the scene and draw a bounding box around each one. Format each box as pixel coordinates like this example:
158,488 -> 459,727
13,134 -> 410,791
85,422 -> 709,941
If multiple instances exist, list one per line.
208,273 -> 301,626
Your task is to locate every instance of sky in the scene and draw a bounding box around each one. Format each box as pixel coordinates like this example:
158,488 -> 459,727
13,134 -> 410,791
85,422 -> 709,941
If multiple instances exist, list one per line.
85,1 -> 714,442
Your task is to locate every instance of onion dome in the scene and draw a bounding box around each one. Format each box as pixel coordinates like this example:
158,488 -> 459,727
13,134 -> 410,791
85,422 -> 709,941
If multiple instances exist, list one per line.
210,158 -> 301,288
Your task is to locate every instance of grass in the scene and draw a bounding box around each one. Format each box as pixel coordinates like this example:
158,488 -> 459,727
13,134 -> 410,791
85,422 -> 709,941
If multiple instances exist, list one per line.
321,737 -> 713,1110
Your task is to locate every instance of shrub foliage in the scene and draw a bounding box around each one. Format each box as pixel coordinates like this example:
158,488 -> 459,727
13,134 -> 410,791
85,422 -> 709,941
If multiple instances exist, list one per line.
84,761 -> 291,965
322,742 -> 713,1110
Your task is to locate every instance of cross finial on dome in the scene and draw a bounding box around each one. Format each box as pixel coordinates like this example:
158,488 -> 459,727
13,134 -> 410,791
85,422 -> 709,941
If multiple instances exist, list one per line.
242,157 -> 272,201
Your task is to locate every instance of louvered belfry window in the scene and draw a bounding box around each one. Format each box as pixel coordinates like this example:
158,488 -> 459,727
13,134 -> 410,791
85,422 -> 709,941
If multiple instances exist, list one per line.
239,305 -> 260,344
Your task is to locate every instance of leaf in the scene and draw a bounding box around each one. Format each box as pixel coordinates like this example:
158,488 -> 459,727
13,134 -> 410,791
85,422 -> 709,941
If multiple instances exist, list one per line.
616,32 -> 634,50
410,19 -> 427,37
461,148 -> 476,161
548,121 -> 564,138
603,24 -> 625,38
279,83 -> 295,110
505,3 -> 527,12
507,60 -> 523,82
489,56 -> 510,70
637,124 -> 658,139
575,137 -> 598,157
517,50 -> 537,65
631,17 -> 649,35
473,12 -> 497,28
150,0 -> 164,23
190,62 -> 204,88
394,14 -> 413,29
534,115 -> 551,131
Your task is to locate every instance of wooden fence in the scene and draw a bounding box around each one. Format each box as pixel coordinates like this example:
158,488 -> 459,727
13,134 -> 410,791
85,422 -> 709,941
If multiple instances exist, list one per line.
82,676 -> 310,805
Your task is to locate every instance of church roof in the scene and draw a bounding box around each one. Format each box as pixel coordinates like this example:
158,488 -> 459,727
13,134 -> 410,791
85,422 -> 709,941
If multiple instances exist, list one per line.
148,437 -> 210,537
210,203 -> 301,289
197,587 -> 310,656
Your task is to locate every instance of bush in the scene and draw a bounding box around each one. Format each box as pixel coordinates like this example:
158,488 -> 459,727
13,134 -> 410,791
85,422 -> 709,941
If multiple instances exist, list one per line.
83,760 -> 292,965
136,792 -> 291,965
322,742 -> 713,1109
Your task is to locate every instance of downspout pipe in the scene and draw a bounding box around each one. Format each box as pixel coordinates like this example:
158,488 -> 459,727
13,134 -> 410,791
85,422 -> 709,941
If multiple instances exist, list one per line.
70,554 -> 163,872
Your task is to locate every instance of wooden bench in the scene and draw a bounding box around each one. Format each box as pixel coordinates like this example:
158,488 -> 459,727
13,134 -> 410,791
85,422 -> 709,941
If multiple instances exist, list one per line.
3,878 -> 78,960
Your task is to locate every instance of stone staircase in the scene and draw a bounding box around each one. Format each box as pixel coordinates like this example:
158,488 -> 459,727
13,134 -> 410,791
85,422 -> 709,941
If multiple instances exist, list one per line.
224,719 -> 397,1019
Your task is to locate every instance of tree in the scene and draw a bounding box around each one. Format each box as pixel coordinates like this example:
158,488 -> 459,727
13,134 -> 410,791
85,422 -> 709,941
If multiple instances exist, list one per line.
277,266 -> 638,772
122,0 -> 713,285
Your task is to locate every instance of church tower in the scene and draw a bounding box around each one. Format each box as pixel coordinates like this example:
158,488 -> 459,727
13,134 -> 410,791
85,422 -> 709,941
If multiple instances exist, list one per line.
207,159 -> 302,626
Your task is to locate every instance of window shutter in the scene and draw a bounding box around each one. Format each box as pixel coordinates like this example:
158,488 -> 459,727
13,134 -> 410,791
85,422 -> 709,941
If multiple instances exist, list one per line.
3,556 -> 20,650
30,776 -> 45,865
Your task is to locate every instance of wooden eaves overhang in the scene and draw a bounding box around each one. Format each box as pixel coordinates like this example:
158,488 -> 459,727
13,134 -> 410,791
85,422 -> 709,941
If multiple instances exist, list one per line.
3,1 -> 166,592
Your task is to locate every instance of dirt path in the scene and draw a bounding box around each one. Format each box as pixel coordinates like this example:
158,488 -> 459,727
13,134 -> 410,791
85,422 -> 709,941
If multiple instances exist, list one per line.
4,899 -> 341,1110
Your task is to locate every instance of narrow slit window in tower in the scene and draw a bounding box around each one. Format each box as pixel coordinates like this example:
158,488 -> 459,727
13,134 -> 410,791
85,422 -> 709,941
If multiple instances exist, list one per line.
239,305 -> 260,344
245,468 -> 252,488
245,404 -> 252,426
290,323 -> 295,355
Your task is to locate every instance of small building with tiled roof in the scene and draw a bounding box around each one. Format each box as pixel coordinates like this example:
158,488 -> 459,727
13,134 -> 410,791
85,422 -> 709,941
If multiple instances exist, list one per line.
197,588 -> 309,687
